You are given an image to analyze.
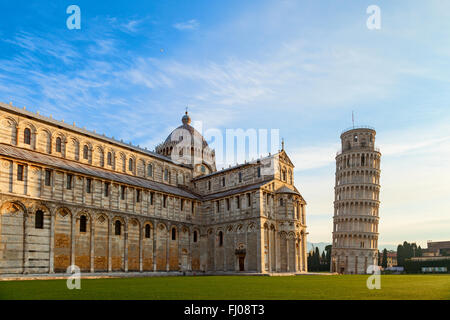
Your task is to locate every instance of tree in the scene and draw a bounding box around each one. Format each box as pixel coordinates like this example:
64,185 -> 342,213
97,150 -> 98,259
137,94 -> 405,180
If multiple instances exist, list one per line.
382,249 -> 388,268
417,246 -> 423,257
378,250 -> 382,266
397,244 -> 404,266
314,247 -> 320,268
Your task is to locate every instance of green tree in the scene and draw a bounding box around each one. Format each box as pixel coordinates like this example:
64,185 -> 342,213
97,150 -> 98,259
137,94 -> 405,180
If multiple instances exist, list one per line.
382,248 -> 388,268
314,247 -> 320,268
417,246 -> 423,257
397,244 -> 404,266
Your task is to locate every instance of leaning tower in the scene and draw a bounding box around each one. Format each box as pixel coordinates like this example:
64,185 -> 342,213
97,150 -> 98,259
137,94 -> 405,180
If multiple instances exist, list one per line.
331,126 -> 381,274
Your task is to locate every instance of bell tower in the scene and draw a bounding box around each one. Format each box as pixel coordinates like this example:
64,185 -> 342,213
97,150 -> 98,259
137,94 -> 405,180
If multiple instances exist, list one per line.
331,126 -> 381,274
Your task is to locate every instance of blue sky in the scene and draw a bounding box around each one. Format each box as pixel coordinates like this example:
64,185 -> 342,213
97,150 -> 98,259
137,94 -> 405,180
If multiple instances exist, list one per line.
1,0 -> 449,249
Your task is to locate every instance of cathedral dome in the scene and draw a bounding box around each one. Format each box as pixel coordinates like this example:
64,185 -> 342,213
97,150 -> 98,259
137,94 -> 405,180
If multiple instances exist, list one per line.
163,111 -> 208,148
155,111 -> 216,174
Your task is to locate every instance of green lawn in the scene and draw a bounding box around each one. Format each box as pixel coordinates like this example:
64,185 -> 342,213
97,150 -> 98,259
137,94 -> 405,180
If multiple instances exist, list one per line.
0,275 -> 449,300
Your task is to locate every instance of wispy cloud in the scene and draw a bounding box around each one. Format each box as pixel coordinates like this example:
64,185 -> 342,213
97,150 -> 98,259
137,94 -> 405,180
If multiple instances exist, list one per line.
173,19 -> 199,30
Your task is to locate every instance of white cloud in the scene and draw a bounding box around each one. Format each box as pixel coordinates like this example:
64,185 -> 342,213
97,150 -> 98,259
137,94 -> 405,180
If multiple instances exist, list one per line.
173,19 -> 199,31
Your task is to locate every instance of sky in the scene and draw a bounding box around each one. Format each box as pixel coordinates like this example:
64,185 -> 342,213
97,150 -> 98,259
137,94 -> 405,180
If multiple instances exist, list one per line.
0,0 -> 449,250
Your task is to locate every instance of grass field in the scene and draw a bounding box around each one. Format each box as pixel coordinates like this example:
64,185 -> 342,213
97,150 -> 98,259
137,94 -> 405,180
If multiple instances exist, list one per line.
0,275 -> 449,300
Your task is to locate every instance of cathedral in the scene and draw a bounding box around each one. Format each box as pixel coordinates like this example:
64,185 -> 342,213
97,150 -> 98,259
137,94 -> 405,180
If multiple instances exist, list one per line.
0,102 -> 307,275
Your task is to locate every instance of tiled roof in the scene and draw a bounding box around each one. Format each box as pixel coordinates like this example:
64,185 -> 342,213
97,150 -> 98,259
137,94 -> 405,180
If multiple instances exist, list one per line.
0,144 -> 200,200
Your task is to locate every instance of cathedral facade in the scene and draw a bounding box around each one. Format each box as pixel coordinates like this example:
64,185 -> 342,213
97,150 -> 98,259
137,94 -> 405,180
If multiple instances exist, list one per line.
0,102 -> 307,275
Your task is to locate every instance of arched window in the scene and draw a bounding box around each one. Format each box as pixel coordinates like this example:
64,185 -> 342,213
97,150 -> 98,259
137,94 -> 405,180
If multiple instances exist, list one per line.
107,152 -> 112,166
35,210 -> 44,229
83,145 -> 89,159
80,215 -> 87,233
218,231 -> 223,247
56,137 -> 62,153
193,230 -> 198,243
145,224 -> 151,238
280,198 -> 284,206
361,155 -> 365,166
24,128 -> 31,145
164,169 -> 169,181
289,170 -> 293,184
147,164 -> 153,177
171,227 -> 176,240
115,220 -> 121,236
128,158 -> 133,171
282,170 -> 286,181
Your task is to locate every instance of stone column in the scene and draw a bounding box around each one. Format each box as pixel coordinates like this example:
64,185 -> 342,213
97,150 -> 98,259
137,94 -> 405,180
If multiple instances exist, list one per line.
49,211 -> 55,273
286,237 -> 290,272
302,233 -> 307,272
153,222 -> 157,272
22,212 -> 28,274
71,213 -> 76,267
139,224 -> 143,272
108,219 -> 112,272
267,228 -> 272,273
166,229 -> 170,271
188,228 -> 192,271
275,231 -> 280,272
90,218 -> 95,273
178,228 -> 182,271
124,220 -> 128,272
256,223 -> 262,273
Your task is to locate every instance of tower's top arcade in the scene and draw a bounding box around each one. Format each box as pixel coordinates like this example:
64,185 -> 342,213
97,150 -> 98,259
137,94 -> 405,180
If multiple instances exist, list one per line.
339,126 -> 377,152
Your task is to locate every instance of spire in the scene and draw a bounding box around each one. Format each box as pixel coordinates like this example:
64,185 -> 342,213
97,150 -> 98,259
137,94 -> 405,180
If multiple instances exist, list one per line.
281,138 -> 285,151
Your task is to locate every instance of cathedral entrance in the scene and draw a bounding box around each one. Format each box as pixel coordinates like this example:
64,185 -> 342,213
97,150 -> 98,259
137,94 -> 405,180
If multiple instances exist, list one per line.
235,245 -> 246,272
239,256 -> 245,271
